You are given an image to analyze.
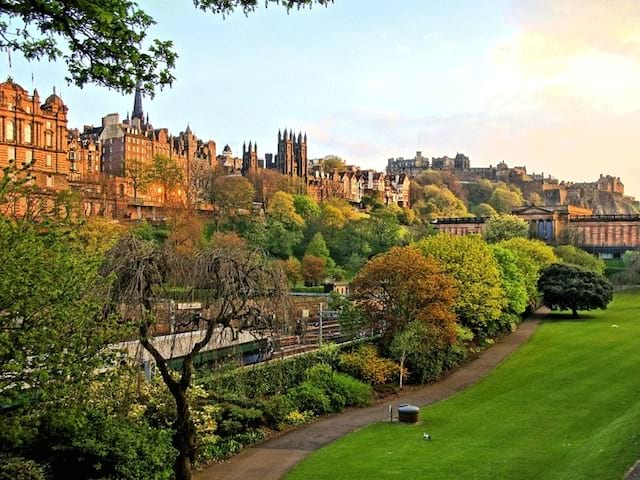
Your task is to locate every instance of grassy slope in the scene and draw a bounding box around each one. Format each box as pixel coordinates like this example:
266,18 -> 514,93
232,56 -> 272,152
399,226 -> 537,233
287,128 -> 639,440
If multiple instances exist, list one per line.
287,290 -> 640,480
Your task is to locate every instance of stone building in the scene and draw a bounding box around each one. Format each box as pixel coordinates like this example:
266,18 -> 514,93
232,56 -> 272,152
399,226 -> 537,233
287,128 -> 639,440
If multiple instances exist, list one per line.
274,129 -> 307,180
386,151 -> 429,176
0,77 -> 69,192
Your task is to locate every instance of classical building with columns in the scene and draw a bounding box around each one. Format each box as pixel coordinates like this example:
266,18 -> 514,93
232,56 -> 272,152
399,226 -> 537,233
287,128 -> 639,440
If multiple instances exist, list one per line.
432,204 -> 640,258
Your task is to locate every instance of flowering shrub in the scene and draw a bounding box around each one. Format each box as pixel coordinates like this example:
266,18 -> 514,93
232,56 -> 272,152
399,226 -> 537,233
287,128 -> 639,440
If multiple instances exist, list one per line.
339,345 -> 401,385
283,410 -> 314,427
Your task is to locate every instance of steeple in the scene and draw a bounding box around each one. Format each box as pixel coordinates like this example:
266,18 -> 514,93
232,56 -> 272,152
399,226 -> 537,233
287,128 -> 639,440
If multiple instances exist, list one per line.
132,81 -> 144,121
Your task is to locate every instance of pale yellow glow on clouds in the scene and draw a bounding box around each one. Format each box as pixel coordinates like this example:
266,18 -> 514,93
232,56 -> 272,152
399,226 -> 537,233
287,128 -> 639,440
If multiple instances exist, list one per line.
476,0 -> 640,196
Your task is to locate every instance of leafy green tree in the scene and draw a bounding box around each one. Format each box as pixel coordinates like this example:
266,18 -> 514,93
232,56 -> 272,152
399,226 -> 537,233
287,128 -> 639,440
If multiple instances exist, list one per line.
483,214 -> 529,243
537,264 -> 613,318
265,191 -> 305,258
205,168 -> 254,231
144,154 -> 184,204
413,184 -> 468,219
293,194 -> 320,221
305,232 -> 330,260
490,245 -> 528,316
464,179 -> 494,206
498,237 -> 558,302
416,234 -> 506,338
319,155 -> 347,173
3,0 -> 332,94
125,158 -> 148,200
0,219 -> 123,445
389,321 -> 431,389
364,209 -> 402,255
554,245 -> 605,274
489,187 -> 523,213
471,202 -> 497,217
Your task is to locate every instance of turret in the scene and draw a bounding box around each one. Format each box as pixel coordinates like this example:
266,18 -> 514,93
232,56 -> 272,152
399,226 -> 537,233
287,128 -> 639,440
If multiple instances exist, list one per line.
132,81 -> 144,121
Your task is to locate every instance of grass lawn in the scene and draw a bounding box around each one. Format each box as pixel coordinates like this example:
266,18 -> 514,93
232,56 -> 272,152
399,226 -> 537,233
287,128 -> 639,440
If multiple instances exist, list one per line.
287,290 -> 640,480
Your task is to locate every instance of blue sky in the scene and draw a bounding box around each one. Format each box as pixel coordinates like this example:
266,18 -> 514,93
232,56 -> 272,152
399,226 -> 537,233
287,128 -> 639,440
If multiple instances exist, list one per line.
5,0 -> 640,197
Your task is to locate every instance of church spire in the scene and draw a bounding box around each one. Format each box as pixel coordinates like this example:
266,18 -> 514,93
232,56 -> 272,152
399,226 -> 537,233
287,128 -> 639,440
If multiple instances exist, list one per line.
132,81 -> 144,121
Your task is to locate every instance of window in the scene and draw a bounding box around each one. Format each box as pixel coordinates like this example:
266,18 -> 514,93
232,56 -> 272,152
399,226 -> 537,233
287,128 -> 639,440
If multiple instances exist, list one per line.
46,175 -> 54,188
45,131 -> 52,147
5,121 -> 14,141
25,150 -> 33,166
7,146 -> 15,162
24,124 -> 32,143
46,121 -> 51,129
46,153 -> 52,167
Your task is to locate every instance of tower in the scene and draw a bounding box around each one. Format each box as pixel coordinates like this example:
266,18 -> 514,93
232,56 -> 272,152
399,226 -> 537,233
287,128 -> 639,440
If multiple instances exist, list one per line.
132,81 -> 144,122
242,141 -> 258,176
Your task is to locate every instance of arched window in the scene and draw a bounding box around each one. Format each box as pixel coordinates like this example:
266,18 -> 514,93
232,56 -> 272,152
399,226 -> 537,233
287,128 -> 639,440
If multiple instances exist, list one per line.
5,121 -> 14,141
24,123 -> 32,143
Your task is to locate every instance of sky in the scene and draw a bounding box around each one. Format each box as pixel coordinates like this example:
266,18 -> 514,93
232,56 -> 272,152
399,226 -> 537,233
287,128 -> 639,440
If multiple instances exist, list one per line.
4,0 -> 640,197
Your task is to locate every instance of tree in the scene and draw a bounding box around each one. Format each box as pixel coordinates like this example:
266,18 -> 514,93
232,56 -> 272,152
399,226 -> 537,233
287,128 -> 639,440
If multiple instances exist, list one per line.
293,194 -> 321,221
144,154 -> 184,204
464,179 -> 494,206
498,237 -> 558,303
125,158 -> 148,200
301,254 -> 327,286
483,214 -> 529,243
471,202 -> 497,217
102,236 -> 289,480
489,187 -> 523,213
554,245 -> 605,274
320,155 -> 347,173
413,184 -> 468,219
537,264 -> 613,318
3,0 -> 332,94
0,219 -> 122,437
389,321 -> 430,389
350,246 -> 457,345
416,234 -> 506,339
204,168 -> 254,231
276,257 -> 302,287
490,245 -> 528,316
265,191 -> 305,258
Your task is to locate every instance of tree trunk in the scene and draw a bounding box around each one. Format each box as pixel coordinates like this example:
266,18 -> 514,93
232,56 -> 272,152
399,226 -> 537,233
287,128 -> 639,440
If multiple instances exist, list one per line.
173,388 -> 196,480
399,352 -> 405,390
572,307 -> 578,318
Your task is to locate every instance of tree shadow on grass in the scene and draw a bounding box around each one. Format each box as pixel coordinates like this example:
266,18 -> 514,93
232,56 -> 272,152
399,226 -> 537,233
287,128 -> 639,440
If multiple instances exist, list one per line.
544,312 -> 597,323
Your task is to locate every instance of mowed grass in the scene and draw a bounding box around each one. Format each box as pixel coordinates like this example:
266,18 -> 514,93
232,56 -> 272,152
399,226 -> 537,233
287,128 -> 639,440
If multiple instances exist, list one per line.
287,290 -> 640,480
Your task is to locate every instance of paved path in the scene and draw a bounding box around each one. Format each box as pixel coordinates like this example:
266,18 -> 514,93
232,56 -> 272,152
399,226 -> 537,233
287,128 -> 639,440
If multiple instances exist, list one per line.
196,310 -> 545,480
626,461 -> 640,479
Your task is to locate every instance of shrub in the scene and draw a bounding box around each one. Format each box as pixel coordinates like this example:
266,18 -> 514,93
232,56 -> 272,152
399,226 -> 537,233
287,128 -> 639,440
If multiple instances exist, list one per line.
406,345 -> 466,384
288,382 -> 332,415
305,363 -> 372,410
283,410 -> 314,427
261,394 -> 296,429
0,456 -> 46,480
31,408 -> 175,480
339,345 -> 400,385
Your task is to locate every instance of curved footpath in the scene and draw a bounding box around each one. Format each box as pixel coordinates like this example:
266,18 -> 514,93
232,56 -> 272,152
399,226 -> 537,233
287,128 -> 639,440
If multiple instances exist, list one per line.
196,310 -> 546,480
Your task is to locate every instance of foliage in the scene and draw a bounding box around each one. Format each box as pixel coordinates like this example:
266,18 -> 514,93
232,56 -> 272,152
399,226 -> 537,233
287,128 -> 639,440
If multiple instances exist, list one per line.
554,245 -> 605,274
489,187 -> 523,213
293,194 -> 321,221
2,0 -> 332,94
131,219 -> 169,244
329,293 -> 368,340
483,214 -> 529,243
0,456 -> 46,480
304,364 -> 372,411
0,219 -> 123,414
612,251 -> 640,284
338,345 -> 400,385
301,254 -> 327,286
471,202 -> 498,217
276,257 -> 302,287
351,246 -> 457,342
143,154 -> 184,203
404,344 -> 466,384
464,179 -> 494,206
413,184 -> 468,219
416,234 -> 506,339
287,290 -> 640,480
287,382 -> 332,415
537,264 -> 613,317
205,169 -> 254,230
319,155 -> 347,173
490,245 -> 529,316
498,237 -> 558,302
262,394 -> 297,429
29,408 -> 175,480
